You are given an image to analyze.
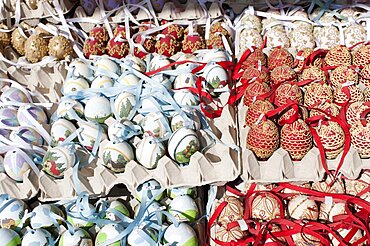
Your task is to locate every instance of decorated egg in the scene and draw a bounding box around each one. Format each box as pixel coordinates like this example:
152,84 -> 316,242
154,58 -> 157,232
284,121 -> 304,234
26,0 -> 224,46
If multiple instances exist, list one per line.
50,119 -> 76,147
312,176 -> 345,194
268,48 -> 294,70
0,228 -> 20,246
344,24 -> 366,48
360,64 -> 370,87
107,37 -> 129,59
140,112 -> 170,138
149,55 -> 172,71
289,30 -> 315,50
168,187 -> 196,199
288,195 -> 319,220
107,120 -> 139,142
63,77 -> 90,95
17,105 -> 47,126
331,228 -> 364,246
113,92 -> 136,121
155,34 -> 180,57
163,223 -> 198,246
304,82 -> 333,107
215,224 -> 245,244
136,136 -> 165,169
83,38 -> 106,58
162,24 -> 184,40
68,59 -> 93,79
314,121 -> 345,159
77,121 -> 107,151
168,195 -> 198,223
11,28 -> 27,56
1,87 -> 30,103
173,91 -> 199,106
319,202 -> 345,222
134,201 -> 164,223
265,29 -> 290,48
134,35 -> 156,58
207,34 -> 226,50
350,121 -> 370,158
116,73 -> 141,87
250,192 -> 282,221
353,44 -> 370,67
124,55 -> 147,73
30,204 -> 64,229
91,75 -> 114,89
203,63 -> 228,90
317,26 -> 340,50
300,66 -> 326,83
243,81 -> 270,107
240,14 -> 262,32
245,100 -> 274,127
292,233 -> 322,246
42,146 -> 75,178
270,65 -> 297,86
66,203 -> 94,228
0,197 -> 26,230
95,57 -> 120,75
241,49 -> 266,69
171,109 -> 201,131
89,26 -> 109,43
127,224 -> 158,246
182,34 -> 205,54
56,99 -> 84,120
24,34 -> 48,63
59,228 -> 93,246
4,149 -> 32,182
215,195 -> 244,224
202,49 -> 230,63
95,223 -> 124,246
10,126 -> 43,146
0,107 -> 19,127
0,24 -> 10,48
22,229 -> 53,246
105,200 -> 130,221
239,29 -> 263,54
325,45 -> 352,67
135,180 -> 164,202
168,128 -> 200,164
48,35 -> 74,60
84,96 -> 112,124
330,65 -> 358,88
151,74 -> 172,89
102,141 -> 134,173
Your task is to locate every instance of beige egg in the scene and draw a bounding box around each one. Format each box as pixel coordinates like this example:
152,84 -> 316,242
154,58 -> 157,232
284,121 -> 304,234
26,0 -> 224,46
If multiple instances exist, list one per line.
24,34 -> 49,63
48,35 -> 74,60
0,24 -> 11,47
11,28 -> 27,55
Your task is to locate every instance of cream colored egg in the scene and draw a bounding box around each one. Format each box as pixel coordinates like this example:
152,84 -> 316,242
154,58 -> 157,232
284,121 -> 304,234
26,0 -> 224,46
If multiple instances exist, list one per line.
174,73 -> 196,89
149,55 -> 171,71
91,75 -> 114,89
202,49 -> 230,63
116,73 -> 141,87
102,141 -> 134,173
56,99 -> 84,120
63,77 -> 89,95
136,136 -> 166,169
140,112 -> 170,138
95,57 -> 120,75
124,55 -> 147,73
239,29 -> 263,52
171,109 -> 201,131
114,92 -> 136,121
69,59 -> 93,79
344,24 -> 366,48
264,29 -> 290,48
168,128 -> 200,164
77,121 -> 107,151
84,96 -> 112,124
288,195 -> 319,220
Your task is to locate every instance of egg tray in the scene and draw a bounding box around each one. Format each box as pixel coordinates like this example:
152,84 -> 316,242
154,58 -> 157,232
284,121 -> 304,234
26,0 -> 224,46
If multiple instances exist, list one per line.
237,103 -> 370,184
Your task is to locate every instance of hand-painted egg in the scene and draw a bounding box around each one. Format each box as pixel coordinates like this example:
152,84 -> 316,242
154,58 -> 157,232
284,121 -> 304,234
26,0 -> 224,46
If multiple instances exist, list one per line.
331,228 -> 364,246
0,228 -> 21,246
140,112 -> 170,139
84,96 -> 112,124
116,73 -> 141,87
95,57 -> 120,75
22,229 -> 53,246
155,34 -> 180,57
207,34 -> 226,50
4,149 -> 32,182
325,46 -> 352,67
288,195 -> 319,220
151,74 -> 172,90
163,223 -> 198,246
0,197 -> 26,230
1,87 -> 30,103
0,24 -> 11,48
63,77 -> 90,95
95,223 -> 124,246
127,224 -> 158,246
215,224 -> 245,244
89,26 -> 109,43
17,106 -> 47,126
174,73 -> 196,89
289,30 -> 315,50
250,192 -> 282,221
240,14 -> 262,32
10,126 -> 43,146
91,75 -> 114,89
134,35 -> 156,58
182,34 -> 205,54
0,107 -> 19,127
24,34 -> 48,63
50,119 -> 76,147
66,203 -> 94,228
136,136 -> 166,169
203,63 -> 228,90
171,109 -> 201,132
56,99 -> 84,120
168,128 -> 200,164
11,28 -> 27,56
268,47 -> 294,70
83,38 -> 106,59
134,201 -> 164,223
124,55 -> 147,73
77,121 -> 107,151
113,92 -> 136,121
48,35 -> 74,60
173,91 -> 199,106
107,37 -> 129,59
202,49 -> 230,63
149,55 -> 172,71
162,24 -> 184,40
68,59 -> 93,79
168,195 -> 198,223
107,120 -> 139,141
105,200 -> 130,221
135,180 -> 164,202
102,141 -> 134,173
168,187 -> 196,199
42,146 -> 76,179
30,204 -> 64,229
59,228 -> 93,246
317,26 -> 340,50
319,202 -> 345,222
239,29 -> 263,53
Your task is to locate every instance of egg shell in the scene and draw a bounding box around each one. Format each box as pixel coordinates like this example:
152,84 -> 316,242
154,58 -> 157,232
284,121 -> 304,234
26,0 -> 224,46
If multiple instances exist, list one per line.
344,24 -> 366,48
312,176 -> 345,194
66,203 -> 94,228
174,73 -> 196,89
152,74 -> 172,89
95,223 -> 124,246
240,14 -> 262,32
354,44 -> 370,67
89,26 -> 109,43
173,91 -> 199,106
84,96 -> 112,124
107,38 -> 129,59
317,26 -> 340,50
24,34 -> 48,63
303,82 -> 332,108
203,63 -> 228,90
0,228 -> 21,245
155,34 -> 180,57
1,87 -> 30,103
245,100 -> 274,127
56,99 -> 84,120
83,38 -> 106,58
168,187 -> 196,199
124,55 -> 147,73
250,192 -> 282,221
0,107 -> 19,127
171,109 -> 201,132
168,128 -> 200,164
59,228 -> 92,246
48,35 -> 74,60
168,195 -> 198,223
182,34 -> 205,54
164,223 -> 198,246
239,29 -> 263,53
162,24 -> 184,40
22,229 -> 53,246
113,92 -> 136,121
265,29 -> 290,48
315,121 -> 345,159
0,24 -> 11,47
116,73 -> 141,87
140,112 -> 170,139
0,198 -> 26,230
136,136 -> 165,169
10,126 -> 43,146
42,146 -> 75,179
102,141 -> 134,173
77,121 -> 107,151
4,149 -> 31,182
176,53 -> 198,70
127,225 -> 158,246
69,59 -> 93,79
288,195 -> 319,220
215,223 -> 246,243
105,200 -> 130,221
91,75 -> 114,89
30,204 -> 64,229
17,106 -> 47,126
63,77 -> 90,95
149,55 -> 172,71
319,202 -> 345,222
207,34 -> 225,50
95,57 -> 120,75
268,48 -> 294,70
11,28 -> 27,55
292,233 -> 322,246
135,180 -> 164,202
134,201 -> 164,223
202,49 -> 230,63
50,119 -> 76,147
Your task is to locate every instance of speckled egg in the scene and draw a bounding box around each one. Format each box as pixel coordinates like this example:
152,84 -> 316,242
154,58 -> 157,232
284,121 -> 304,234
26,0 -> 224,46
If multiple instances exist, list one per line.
168,128 -> 200,164
24,34 -> 48,63
63,77 -> 90,95
22,229 -> 54,246
163,223 -> 198,246
4,149 -> 32,182
42,146 -> 75,178
83,38 -> 106,59
0,197 -> 26,230
102,141 -> 134,173
136,136 -> 166,169
107,37 -> 129,59
59,228 -> 93,246
50,119 -> 76,147
77,121 -> 107,151
0,107 -> 19,127
17,105 -> 47,126
48,35 -> 74,60
0,24 -> 11,47
84,96 -> 112,124
113,92 -> 136,121
11,27 -> 28,56
169,195 -> 198,223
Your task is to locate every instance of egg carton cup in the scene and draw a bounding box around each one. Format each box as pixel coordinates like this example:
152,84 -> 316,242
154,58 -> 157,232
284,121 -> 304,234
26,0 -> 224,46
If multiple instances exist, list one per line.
238,103 -> 370,184
0,169 -> 39,200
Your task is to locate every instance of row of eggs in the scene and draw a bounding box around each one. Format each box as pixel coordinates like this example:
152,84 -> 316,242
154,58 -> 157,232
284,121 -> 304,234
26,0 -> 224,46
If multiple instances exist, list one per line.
0,180 -> 199,246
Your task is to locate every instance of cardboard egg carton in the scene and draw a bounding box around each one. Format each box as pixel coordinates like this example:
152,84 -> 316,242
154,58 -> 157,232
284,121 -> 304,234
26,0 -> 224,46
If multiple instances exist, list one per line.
238,103 -> 370,184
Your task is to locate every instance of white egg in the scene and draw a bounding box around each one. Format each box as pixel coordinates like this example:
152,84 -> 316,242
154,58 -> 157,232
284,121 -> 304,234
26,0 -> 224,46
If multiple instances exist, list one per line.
163,223 -> 198,246
168,195 -> 198,223
42,146 -> 76,179
63,77 -> 90,95
69,59 -> 93,79
171,109 -> 201,131
0,87 -> 30,103
168,128 -> 200,164
84,96 -> 112,124
0,197 -> 26,230
50,119 -> 76,147
140,112 -> 170,139
77,121 -> 107,151
135,180 -> 164,202
22,229 -> 53,246
30,204 -> 64,229
202,49 -> 230,63
203,63 -> 228,90
116,73 -> 141,87
95,223 -> 124,246
0,228 -> 21,245
127,224 -> 158,246
66,202 -> 94,228
17,105 -> 48,126
95,57 -> 120,75
173,91 -> 199,106
91,75 -> 114,89
105,200 -> 130,221
4,149 -> 31,182
173,73 -> 197,89
107,120 -> 139,141
113,92 -> 136,121
151,74 -> 172,89
101,141 -> 134,173
149,55 -> 172,71
124,55 -> 147,73
134,201 -> 164,223
136,136 -> 166,169
56,99 -> 84,120
168,187 -> 196,199
59,228 -> 93,246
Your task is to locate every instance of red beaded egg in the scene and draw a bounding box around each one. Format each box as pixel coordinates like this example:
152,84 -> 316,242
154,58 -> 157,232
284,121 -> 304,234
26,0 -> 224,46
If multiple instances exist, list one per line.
268,47 -> 294,70
83,38 -> 106,58
270,65 -> 297,86
243,81 -> 270,107
162,24 -> 184,40
329,65 -> 358,88
182,34 -> 206,54
245,100 -> 275,127
325,45 -> 352,67
353,44 -> 370,67
155,34 -> 180,57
